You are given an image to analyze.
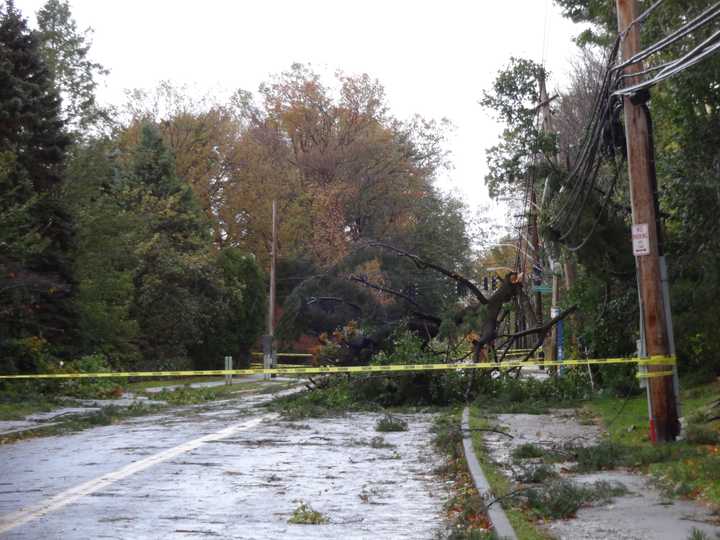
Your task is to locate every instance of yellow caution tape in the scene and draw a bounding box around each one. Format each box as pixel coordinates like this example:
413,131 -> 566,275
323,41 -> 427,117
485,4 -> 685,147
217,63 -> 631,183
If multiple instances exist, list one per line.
250,352 -> 313,357
250,363 -> 305,368
636,370 -> 675,379
0,356 -> 676,380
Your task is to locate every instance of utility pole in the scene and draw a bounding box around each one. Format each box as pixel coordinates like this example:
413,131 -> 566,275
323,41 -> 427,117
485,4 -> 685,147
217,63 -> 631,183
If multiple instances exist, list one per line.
263,200 -> 278,379
529,190 -> 543,331
616,0 -> 679,442
538,72 -> 560,363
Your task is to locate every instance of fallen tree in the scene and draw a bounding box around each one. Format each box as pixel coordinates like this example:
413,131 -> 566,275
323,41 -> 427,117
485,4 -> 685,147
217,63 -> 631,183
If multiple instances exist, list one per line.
281,241 -> 575,367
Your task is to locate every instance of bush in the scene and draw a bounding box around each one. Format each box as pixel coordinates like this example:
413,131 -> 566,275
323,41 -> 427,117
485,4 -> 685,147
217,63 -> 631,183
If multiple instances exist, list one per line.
511,443 -> 545,460
375,414 -> 408,432
524,479 -> 627,519
474,369 -> 593,413
56,354 -> 125,399
287,502 -> 328,524
516,464 -> 559,484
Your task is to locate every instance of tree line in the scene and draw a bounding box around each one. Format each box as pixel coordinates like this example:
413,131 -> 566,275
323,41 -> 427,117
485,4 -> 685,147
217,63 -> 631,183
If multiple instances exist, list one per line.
482,0 -> 720,382
0,1 -> 473,375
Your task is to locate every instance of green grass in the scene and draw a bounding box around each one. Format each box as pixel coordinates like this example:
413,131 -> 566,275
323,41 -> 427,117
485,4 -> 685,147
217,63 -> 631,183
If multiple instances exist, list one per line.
0,402 -> 160,443
0,398 -> 58,421
140,379 -> 295,405
584,380 -> 720,507
467,408 -> 553,540
127,376 -> 230,391
0,379 -> 298,444
432,410 -> 496,539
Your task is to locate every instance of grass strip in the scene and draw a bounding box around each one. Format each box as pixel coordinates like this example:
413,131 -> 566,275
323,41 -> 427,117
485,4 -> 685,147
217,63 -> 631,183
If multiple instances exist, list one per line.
467,406 -> 553,540
583,380 -> 720,507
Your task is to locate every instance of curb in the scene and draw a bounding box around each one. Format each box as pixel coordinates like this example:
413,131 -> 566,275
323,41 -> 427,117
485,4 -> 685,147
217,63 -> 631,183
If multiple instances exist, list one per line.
461,406 -> 517,540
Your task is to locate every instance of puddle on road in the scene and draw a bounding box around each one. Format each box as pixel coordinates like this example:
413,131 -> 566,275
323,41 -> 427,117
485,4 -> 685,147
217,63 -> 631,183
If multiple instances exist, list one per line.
482,409 -> 720,540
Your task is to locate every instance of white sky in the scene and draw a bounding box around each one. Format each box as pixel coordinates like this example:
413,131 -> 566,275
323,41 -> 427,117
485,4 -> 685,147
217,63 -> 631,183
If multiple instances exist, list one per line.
18,0 -> 585,235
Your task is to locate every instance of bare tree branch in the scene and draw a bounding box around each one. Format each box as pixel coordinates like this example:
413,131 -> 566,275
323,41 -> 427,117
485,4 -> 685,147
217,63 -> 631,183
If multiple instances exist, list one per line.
498,305 -> 577,341
365,241 -> 489,305
348,274 -> 441,325
306,296 -> 363,314
497,305 -> 578,362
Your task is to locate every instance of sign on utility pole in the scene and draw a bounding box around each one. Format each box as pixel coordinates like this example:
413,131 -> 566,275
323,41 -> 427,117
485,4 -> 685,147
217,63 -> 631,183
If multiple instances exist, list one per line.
616,0 -> 680,442
263,200 -> 278,379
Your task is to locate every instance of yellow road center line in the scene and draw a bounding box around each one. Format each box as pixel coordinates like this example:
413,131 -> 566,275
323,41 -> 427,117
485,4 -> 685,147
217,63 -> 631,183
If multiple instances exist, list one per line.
0,414 -> 273,535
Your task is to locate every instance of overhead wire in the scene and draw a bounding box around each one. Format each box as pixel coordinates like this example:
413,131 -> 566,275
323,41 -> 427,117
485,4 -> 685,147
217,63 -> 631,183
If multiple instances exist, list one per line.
614,2 -> 720,73
544,0 -> 720,249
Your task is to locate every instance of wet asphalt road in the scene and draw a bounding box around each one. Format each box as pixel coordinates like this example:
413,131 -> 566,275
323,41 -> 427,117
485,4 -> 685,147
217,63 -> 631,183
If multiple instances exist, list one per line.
0,387 -> 447,539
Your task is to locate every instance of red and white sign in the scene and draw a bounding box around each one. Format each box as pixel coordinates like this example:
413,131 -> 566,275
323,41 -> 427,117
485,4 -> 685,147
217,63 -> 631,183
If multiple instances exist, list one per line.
632,223 -> 650,256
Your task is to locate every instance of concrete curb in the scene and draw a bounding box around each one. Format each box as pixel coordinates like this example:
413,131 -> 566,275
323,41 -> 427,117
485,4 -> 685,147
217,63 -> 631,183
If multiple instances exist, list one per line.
461,406 -> 517,540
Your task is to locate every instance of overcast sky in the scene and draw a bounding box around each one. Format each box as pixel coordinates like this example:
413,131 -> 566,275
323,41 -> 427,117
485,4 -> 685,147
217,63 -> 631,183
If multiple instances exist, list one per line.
18,0 -> 585,232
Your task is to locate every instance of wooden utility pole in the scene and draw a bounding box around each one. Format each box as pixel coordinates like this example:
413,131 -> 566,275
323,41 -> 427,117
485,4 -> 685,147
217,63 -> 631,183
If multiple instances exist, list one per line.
268,199 -> 277,338
529,190 -> 543,331
263,200 -> 278,377
539,73 -> 559,363
616,0 -> 679,442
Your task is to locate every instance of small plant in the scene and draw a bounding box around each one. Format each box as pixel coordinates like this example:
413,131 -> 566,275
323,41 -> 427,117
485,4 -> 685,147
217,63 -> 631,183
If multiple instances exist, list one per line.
685,527 -> 717,540
154,385 -> 218,405
511,443 -> 545,460
517,464 -> 559,484
287,501 -> 328,524
524,479 -> 627,519
375,414 -> 408,432
571,440 -> 624,471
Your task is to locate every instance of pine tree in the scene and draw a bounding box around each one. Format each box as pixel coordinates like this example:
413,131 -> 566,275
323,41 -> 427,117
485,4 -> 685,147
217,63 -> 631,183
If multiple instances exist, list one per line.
36,0 -> 108,135
127,123 -> 219,368
0,0 -> 74,370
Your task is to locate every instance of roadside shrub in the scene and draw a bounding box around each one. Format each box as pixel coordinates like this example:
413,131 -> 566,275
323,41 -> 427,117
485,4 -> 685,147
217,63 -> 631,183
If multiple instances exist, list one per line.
511,443 -> 545,460
596,363 -> 640,397
287,501 -> 328,524
524,479 -> 627,519
57,354 -> 125,399
474,369 -> 592,413
375,414 -> 408,432
517,464 -> 559,484
267,379 -> 368,419
154,385 -> 218,405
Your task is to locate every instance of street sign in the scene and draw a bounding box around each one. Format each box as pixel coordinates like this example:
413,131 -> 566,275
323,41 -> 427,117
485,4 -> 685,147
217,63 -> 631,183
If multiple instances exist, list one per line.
632,223 -> 650,256
532,285 -> 552,293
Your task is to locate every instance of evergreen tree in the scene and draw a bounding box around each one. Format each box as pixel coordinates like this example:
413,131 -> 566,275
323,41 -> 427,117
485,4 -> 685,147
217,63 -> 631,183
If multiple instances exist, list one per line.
192,248 -> 266,369
36,0 -> 108,135
127,123 -> 220,369
0,0 -> 74,371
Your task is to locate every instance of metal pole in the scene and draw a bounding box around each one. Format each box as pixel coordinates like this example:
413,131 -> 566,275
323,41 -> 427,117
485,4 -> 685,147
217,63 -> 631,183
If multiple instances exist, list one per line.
224,356 -> 232,385
264,200 -> 278,380
616,0 -> 680,442
659,256 -> 681,422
